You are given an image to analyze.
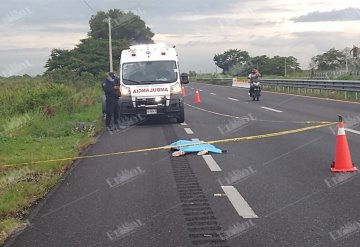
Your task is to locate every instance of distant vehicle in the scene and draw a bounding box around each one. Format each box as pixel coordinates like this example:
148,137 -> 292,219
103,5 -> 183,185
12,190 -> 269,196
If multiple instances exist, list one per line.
103,43 -> 189,123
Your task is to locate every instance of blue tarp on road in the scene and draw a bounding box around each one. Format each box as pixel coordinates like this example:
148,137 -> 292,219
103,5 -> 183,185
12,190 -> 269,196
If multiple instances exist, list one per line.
170,140 -> 223,154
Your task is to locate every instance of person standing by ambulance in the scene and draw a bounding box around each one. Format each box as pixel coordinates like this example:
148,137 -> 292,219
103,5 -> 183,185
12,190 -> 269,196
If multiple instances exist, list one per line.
102,72 -> 120,131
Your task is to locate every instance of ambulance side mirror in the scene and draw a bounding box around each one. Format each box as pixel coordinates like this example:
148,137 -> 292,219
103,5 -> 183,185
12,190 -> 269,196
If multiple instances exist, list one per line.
180,73 -> 189,84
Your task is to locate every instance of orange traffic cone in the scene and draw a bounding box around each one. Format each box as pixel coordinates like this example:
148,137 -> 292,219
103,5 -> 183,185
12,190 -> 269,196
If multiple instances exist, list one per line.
182,86 -> 186,97
331,116 -> 357,172
194,90 -> 201,104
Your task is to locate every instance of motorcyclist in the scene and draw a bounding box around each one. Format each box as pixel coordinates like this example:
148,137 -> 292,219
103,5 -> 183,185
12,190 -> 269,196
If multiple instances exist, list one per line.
102,72 -> 120,131
248,68 -> 261,97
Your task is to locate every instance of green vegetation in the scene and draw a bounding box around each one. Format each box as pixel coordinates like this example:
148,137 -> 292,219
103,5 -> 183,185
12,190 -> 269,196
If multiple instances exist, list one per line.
213,49 -> 301,76
213,47 -> 360,78
0,74 -> 104,244
45,38 -> 128,75
311,48 -> 346,70
45,9 -> 154,75
88,9 -> 154,43
0,8 -> 155,244
213,49 -> 251,74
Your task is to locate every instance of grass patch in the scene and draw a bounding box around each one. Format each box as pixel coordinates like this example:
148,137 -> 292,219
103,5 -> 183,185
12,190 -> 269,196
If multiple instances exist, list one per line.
0,76 -> 103,244
0,218 -> 28,243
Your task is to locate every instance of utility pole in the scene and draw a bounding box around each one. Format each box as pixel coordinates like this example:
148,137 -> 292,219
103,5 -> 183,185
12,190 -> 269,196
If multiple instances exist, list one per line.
284,57 -> 287,77
108,17 -> 113,72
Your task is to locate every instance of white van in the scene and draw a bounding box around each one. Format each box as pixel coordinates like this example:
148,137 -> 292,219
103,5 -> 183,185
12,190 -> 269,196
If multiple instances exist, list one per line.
114,43 -> 189,123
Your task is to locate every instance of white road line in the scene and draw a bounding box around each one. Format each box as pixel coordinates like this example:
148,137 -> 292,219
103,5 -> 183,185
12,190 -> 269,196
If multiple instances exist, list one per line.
260,106 -> 283,113
221,186 -> 259,218
184,128 -> 194,134
180,122 -> 187,126
345,128 -> 360,135
210,93 -> 216,95
228,97 -> 239,101
191,139 -> 222,171
202,155 -> 222,171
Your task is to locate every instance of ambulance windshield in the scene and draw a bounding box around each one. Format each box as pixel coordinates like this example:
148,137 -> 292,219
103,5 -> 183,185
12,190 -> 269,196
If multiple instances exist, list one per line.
122,61 -> 178,85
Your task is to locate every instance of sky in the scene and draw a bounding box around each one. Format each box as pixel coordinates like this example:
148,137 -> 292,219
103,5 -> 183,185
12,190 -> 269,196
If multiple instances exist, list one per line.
0,0 -> 360,76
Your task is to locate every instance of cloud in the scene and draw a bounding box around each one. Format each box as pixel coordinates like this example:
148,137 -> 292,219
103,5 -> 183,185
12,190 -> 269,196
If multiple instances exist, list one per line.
95,0 -> 245,16
256,6 -> 295,13
293,7 -> 360,22
173,30 -> 356,71
0,0 -> 248,75
174,14 -> 278,27
1,0 -> 360,76
32,23 -> 89,33
290,31 -> 353,51
0,48 -> 51,76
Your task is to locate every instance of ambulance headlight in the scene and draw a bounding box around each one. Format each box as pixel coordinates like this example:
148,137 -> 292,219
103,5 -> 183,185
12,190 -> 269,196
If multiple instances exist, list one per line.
121,85 -> 131,96
171,82 -> 182,94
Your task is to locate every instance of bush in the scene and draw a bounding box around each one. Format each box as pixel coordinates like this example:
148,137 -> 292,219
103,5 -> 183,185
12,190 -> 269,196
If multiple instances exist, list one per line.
0,72 -> 102,119
0,83 -> 74,117
189,71 -> 197,77
44,69 -> 101,90
334,74 -> 352,80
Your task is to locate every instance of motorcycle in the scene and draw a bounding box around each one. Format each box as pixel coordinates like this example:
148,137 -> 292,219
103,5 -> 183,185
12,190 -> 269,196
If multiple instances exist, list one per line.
250,82 -> 261,101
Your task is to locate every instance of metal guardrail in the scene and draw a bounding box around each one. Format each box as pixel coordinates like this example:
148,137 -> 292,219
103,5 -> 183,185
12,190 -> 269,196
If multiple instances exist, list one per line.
195,77 -> 360,100
260,79 -> 360,92
196,77 -> 233,83
196,78 -> 360,92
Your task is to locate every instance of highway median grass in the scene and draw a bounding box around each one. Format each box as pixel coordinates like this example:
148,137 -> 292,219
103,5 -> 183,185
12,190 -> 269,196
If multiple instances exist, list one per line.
0,75 -> 103,244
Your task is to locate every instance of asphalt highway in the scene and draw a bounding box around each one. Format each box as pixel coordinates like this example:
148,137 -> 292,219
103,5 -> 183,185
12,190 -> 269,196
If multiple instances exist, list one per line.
6,82 -> 360,247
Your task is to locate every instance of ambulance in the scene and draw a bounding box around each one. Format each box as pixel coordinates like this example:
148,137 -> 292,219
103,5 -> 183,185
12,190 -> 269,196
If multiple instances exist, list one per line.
117,43 -> 189,123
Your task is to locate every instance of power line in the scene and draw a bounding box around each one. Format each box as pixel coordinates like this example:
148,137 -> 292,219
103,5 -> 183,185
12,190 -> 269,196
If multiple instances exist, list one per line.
82,0 -> 97,13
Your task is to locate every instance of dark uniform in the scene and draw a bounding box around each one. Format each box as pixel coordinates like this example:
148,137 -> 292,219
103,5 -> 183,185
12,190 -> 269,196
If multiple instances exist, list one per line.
102,72 -> 120,129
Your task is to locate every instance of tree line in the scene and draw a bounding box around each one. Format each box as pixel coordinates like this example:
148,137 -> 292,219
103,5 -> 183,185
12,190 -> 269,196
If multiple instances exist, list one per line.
45,9 -> 154,76
214,46 -> 360,76
213,49 -> 300,76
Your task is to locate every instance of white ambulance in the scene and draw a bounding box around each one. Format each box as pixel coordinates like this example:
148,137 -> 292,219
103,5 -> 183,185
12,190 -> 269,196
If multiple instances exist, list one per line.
117,43 -> 189,123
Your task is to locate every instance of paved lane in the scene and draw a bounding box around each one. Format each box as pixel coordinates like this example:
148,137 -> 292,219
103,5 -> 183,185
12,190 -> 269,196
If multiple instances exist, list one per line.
7,82 -> 360,247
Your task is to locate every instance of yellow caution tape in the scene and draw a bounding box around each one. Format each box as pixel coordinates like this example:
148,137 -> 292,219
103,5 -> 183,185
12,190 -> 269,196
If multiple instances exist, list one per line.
2,122 -> 335,168
207,122 -> 335,145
